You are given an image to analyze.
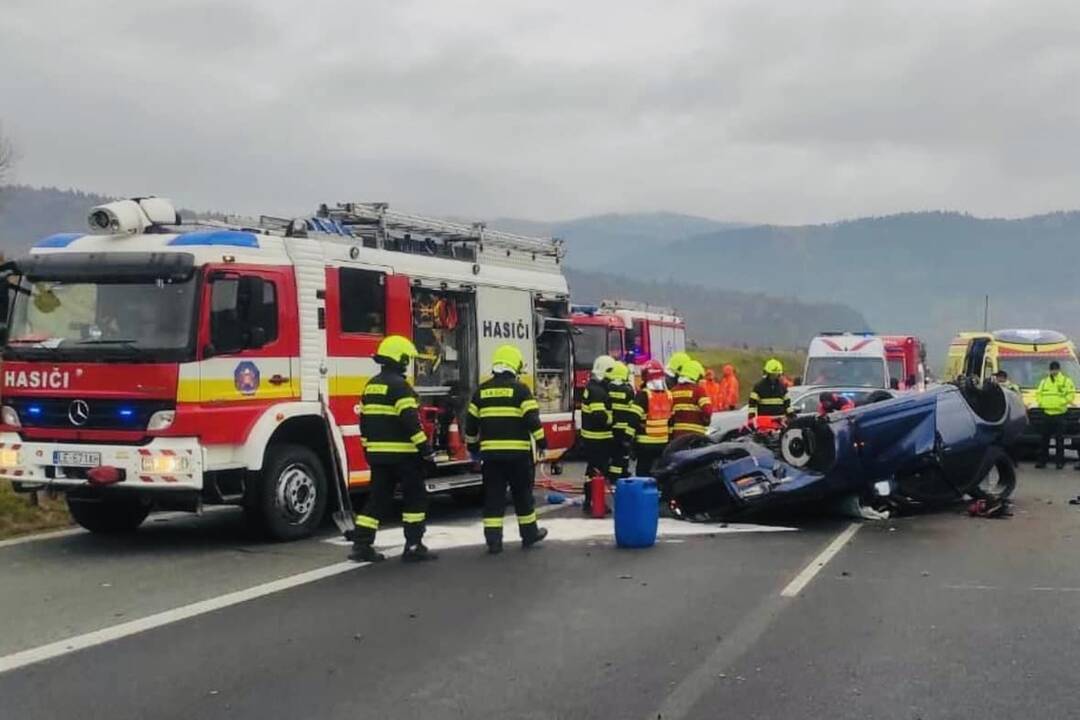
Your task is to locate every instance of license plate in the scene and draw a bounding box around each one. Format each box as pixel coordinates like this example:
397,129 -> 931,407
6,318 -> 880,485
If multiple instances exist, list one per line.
53,451 -> 101,467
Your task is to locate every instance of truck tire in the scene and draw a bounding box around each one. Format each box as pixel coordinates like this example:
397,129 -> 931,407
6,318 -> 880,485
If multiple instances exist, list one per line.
67,496 -> 150,534
253,444 -> 328,541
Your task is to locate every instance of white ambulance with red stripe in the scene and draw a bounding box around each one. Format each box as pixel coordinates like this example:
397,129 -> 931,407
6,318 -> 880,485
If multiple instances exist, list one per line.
0,198 -> 575,539
803,333 -> 890,389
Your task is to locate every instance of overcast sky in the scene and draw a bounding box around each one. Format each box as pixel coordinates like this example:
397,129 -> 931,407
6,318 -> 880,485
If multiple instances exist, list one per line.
2,0 -> 1079,225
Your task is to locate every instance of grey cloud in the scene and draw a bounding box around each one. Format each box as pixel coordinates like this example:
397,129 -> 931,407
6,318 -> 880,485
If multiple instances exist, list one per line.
2,0 -> 1080,224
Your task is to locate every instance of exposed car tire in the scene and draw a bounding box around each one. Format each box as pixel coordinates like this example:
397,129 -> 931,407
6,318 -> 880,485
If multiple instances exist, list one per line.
661,433 -> 714,462
67,496 -> 150,534
967,446 -> 1017,501
253,444 -> 328,541
780,426 -> 816,468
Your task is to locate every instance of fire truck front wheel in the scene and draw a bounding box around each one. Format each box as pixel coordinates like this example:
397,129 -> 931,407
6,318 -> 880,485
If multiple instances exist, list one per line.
250,444 -> 328,541
66,495 -> 151,534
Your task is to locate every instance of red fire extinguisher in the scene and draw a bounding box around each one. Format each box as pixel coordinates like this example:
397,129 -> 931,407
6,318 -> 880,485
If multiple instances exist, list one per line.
589,471 -> 608,519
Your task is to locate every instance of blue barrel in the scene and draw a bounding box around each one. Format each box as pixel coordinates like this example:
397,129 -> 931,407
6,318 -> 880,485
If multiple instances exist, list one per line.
614,477 -> 660,548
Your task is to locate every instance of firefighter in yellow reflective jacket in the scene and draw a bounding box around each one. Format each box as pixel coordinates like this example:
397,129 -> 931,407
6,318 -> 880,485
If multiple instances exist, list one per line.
464,345 -> 548,554
749,358 -> 792,429
1035,360 -> 1076,469
351,336 -> 437,563
581,355 -> 616,514
669,360 -> 713,438
607,361 -> 636,480
665,351 -> 691,390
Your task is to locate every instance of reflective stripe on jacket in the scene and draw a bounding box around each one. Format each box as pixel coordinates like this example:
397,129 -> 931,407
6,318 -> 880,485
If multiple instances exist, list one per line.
359,369 -> 432,464
464,373 -> 546,456
669,382 -> 712,437
634,388 -> 672,445
580,379 -> 613,442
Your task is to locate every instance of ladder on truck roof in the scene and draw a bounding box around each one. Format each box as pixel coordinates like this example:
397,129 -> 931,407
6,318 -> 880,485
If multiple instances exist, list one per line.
315,202 -> 565,263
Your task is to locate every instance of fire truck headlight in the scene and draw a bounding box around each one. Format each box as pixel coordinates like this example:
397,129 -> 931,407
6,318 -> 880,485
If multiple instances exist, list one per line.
147,410 -> 175,432
141,454 -> 189,473
0,448 -> 19,468
1,406 -> 21,429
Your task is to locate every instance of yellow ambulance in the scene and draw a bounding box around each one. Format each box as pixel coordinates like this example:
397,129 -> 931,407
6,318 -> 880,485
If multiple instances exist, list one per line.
944,328 -> 1080,441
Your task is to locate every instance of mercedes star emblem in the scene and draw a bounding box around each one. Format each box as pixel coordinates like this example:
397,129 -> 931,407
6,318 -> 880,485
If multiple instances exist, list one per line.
68,399 -> 90,426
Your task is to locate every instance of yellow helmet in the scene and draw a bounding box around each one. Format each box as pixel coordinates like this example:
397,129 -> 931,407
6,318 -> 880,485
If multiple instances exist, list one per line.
609,361 -> 630,383
592,355 -> 617,381
764,358 -> 784,375
681,359 -> 705,383
666,351 -> 690,376
492,344 -> 525,374
375,335 -> 418,365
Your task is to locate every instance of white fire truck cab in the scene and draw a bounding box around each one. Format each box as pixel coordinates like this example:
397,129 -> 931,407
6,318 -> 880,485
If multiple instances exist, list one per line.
0,197 -> 575,540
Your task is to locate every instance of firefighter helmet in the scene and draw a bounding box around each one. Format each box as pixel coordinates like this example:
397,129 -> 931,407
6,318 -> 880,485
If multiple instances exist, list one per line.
666,351 -> 690,377
592,355 -> 617,381
764,358 -> 784,375
375,335 -> 419,366
492,344 -> 525,374
609,361 -> 630,384
641,359 -> 664,381
681,360 -> 705,383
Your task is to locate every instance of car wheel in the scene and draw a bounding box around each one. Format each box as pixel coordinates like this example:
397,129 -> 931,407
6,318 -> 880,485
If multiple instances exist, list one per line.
67,495 -> 151,534
254,444 -> 328,541
780,426 -> 816,468
968,447 -> 1017,501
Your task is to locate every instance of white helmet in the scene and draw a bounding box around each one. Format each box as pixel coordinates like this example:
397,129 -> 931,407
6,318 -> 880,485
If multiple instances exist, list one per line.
591,355 -> 617,381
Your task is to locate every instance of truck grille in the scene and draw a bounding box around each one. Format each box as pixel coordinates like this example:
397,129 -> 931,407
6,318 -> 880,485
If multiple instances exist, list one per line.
6,398 -> 174,430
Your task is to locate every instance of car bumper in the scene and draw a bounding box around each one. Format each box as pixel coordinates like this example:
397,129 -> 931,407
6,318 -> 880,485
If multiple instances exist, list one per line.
0,434 -> 205,491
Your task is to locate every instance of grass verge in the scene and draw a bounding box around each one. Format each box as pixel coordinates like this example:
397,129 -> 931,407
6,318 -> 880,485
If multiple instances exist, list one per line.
0,481 -> 72,539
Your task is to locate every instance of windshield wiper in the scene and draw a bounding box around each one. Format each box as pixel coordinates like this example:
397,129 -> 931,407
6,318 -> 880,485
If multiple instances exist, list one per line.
78,338 -> 137,345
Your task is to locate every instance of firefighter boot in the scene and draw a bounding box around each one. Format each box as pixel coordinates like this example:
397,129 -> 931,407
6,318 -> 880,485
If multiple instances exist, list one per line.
349,542 -> 386,563
402,543 -> 439,562
522,525 -> 548,549
485,527 -> 504,555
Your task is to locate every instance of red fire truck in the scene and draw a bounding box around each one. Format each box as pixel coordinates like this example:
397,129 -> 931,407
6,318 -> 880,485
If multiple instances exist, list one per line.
880,335 -> 928,390
571,300 -> 686,401
0,198 -> 575,539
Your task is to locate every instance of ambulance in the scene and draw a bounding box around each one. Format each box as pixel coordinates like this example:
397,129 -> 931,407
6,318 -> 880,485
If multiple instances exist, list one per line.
803,333 -> 890,389
0,197 -> 576,539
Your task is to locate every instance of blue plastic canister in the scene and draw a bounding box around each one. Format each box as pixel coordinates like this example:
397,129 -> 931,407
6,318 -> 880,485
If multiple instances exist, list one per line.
614,477 -> 660,548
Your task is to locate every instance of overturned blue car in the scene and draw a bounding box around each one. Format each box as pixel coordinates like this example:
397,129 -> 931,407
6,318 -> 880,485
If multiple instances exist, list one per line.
653,382 -> 1027,519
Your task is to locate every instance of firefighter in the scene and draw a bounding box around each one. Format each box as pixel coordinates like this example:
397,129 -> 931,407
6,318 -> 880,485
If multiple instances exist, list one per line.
632,359 -> 671,477
464,345 -> 548,554
1035,360 -> 1075,469
350,335 -> 437,563
703,369 -> 724,411
581,355 -> 616,513
749,358 -> 792,430
717,364 -> 740,411
607,361 -> 636,480
665,351 -> 690,389
670,359 -> 713,439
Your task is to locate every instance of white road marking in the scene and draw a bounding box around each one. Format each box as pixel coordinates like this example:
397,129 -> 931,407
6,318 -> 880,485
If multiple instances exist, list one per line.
0,528 -> 84,548
0,560 -> 368,675
780,522 -> 861,597
651,522 -> 860,720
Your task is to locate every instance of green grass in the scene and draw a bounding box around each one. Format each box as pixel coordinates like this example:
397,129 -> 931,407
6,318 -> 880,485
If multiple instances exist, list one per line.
692,346 -> 807,404
0,482 -> 71,539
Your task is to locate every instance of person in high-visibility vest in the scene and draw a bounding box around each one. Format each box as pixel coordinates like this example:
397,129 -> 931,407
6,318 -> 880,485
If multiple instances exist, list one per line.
717,364 -> 740,411
580,355 -> 616,513
702,369 -> 724,412
749,358 -> 792,430
464,345 -> 548,554
669,360 -> 713,438
607,361 -> 636,480
631,360 -> 672,477
1035,360 -> 1075,469
351,335 -> 437,564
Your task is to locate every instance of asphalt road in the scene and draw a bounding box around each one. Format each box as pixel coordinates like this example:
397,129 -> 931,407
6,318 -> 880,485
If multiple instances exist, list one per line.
3,463 -> 1080,719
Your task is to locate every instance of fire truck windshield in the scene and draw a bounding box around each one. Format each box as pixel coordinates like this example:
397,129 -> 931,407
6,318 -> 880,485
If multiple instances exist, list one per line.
5,277 -> 198,362
573,324 -> 607,370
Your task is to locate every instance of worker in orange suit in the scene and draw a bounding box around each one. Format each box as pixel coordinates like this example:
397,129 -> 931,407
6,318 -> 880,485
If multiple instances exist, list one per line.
717,364 -> 740,411
702,369 -> 724,412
